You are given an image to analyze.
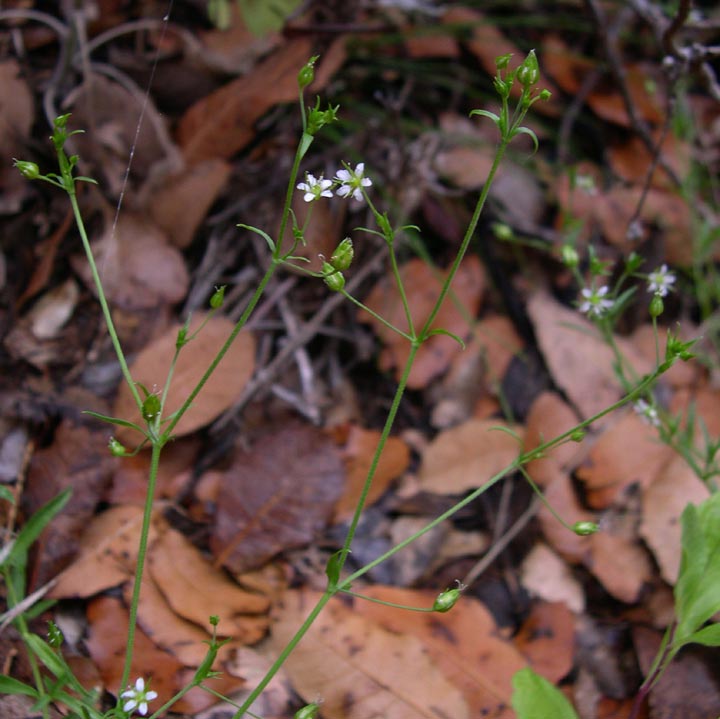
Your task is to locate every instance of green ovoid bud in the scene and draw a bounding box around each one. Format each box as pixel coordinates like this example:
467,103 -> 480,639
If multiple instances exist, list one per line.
492,223 -> 514,241
516,49 -> 540,87
295,703 -> 321,719
298,56 -> 319,90
649,294 -> 664,318
142,393 -> 161,424
108,437 -> 128,457
330,238 -> 354,271
209,615 -> 219,627
14,160 -> 41,180
495,53 -> 513,70
210,285 -> 226,309
539,89 -> 552,101
570,429 -> 586,443
561,245 -> 579,269
322,261 -> 345,292
572,521 -> 599,536
433,583 -> 466,613
47,620 -> 64,648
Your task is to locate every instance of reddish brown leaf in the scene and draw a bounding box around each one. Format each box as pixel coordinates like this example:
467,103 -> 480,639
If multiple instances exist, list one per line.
575,410 -> 675,509
210,423 -> 345,572
418,418 -> 522,495
177,38 -> 345,165
513,601 -> 575,684
71,212 -> 189,312
335,424 -> 410,520
24,420 -> 115,586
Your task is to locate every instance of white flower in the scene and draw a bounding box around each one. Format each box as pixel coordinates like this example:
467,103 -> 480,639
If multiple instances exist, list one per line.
579,285 -> 614,318
335,162 -> 372,202
121,677 -> 158,716
647,264 -> 676,297
297,173 -> 333,202
634,399 -> 660,427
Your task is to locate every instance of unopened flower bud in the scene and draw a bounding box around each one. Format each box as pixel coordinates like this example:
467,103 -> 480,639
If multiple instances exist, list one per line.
492,223 -> 514,241
298,56 -> 319,90
649,294 -> 664,318
295,703 -> 321,719
14,160 -> 40,180
108,437 -> 128,457
322,261 -> 345,292
142,394 -> 161,424
433,584 -> 465,613
330,238 -> 354,271
570,429 -> 586,443
516,50 -> 540,87
572,521 -> 598,536
539,89 -> 552,101
210,285 -> 226,309
562,245 -> 579,268
495,53 -> 512,70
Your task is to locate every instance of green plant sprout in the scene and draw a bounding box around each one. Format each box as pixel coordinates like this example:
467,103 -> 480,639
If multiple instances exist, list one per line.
3,49 -> 713,719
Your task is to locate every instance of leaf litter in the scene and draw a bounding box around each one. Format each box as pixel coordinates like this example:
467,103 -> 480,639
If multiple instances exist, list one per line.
3,4 -> 720,719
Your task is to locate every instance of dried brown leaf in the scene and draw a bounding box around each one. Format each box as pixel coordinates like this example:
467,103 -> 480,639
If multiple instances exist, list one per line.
210,423 -> 345,572
358,586 -> 527,718
270,588 -> 471,719
418,418 -> 522,495
363,256 -> 485,389
114,313 -> 255,441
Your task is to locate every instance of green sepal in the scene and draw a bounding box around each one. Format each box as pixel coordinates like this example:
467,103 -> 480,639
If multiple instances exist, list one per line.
238,223 -> 276,253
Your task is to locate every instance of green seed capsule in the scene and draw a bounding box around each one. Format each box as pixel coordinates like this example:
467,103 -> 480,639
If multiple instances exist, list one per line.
572,521 -> 599,536
298,56 -> 319,90
322,261 -> 345,292
142,394 -> 161,423
47,620 -> 64,648
330,238 -> 354,271
570,429 -> 586,443
649,294 -> 664,318
516,49 -> 540,87
108,437 -> 128,457
210,285 -> 226,309
14,160 -> 40,180
295,703 -> 320,719
433,587 -> 462,613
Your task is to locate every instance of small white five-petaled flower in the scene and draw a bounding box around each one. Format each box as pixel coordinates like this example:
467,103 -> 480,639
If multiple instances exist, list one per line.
634,399 -> 660,427
121,677 -> 158,716
647,264 -> 676,297
579,285 -> 614,318
297,173 -> 333,202
335,162 -> 372,202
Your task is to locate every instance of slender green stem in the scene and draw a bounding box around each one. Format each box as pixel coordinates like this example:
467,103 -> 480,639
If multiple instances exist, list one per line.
162,260 -> 278,441
340,589 -> 434,612
232,592 -> 333,718
419,138 -> 509,340
68,192 -> 143,412
119,441 -> 162,694
276,138 -> 312,261
340,289 -> 413,341
338,343 -> 419,566
342,367 -> 663,586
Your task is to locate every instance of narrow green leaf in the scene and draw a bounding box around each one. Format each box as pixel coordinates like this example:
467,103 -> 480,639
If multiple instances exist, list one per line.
513,125 -> 539,153
680,623 -> 720,648
425,327 -> 466,349
0,485 -> 15,504
0,674 -> 39,697
26,634 -> 67,678
470,109 -> 501,125
8,489 -> 71,567
82,410 -> 145,434
237,223 -> 276,252
512,667 -> 579,719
